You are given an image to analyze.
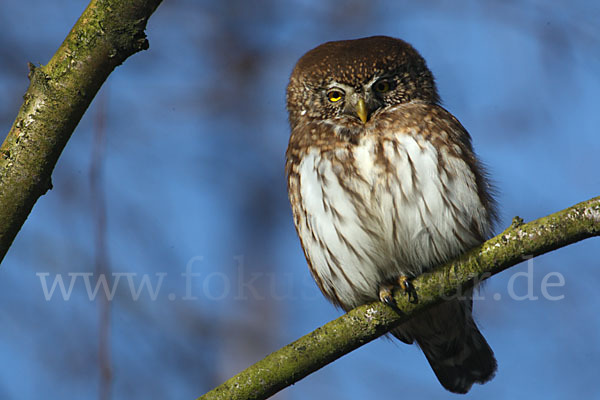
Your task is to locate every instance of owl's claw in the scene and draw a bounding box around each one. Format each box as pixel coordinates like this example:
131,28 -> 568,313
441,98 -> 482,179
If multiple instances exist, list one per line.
379,277 -> 418,308
398,275 -> 418,304
378,284 -> 397,309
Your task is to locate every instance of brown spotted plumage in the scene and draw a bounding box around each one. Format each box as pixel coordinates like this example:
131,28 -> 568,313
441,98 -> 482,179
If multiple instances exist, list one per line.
285,36 -> 498,394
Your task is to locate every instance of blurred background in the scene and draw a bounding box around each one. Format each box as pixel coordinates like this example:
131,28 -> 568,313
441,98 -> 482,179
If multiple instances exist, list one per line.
0,0 -> 599,399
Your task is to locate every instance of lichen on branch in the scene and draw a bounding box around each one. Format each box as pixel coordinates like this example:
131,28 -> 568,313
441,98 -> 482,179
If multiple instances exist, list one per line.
0,0 -> 163,263
198,196 -> 600,400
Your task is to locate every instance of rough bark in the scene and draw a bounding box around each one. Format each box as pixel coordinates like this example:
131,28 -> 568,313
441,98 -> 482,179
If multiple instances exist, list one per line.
198,196 -> 600,400
0,0 -> 163,263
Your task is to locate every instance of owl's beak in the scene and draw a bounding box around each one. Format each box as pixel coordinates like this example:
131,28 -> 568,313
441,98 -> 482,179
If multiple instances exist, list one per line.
355,98 -> 368,123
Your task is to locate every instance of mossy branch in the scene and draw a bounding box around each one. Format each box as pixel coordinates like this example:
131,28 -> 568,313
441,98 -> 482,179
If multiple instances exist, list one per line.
199,196 -> 600,400
0,0 -> 163,264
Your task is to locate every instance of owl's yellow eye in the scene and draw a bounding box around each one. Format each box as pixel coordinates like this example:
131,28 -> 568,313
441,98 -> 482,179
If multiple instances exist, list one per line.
327,89 -> 344,103
374,80 -> 391,93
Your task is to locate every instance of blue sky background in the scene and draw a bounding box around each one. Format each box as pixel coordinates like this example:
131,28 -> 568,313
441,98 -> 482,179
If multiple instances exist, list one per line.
0,1 -> 599,399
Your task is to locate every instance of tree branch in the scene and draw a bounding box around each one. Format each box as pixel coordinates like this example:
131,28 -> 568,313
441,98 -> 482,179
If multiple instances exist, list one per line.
198,196 -> 600,400
0,0 -> 163,264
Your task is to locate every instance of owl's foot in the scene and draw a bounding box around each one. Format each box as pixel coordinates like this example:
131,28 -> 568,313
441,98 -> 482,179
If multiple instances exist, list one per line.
379,277 -> 418,308
398,275 -> 418,304
378,284 -> 397,309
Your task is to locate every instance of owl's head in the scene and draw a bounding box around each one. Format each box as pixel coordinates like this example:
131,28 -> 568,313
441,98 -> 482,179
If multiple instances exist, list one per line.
286,36 -> 439,130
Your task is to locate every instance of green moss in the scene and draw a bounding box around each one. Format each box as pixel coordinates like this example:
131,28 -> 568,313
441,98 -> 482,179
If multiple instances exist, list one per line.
0,0 -> 163,262
199,197 -> 600,400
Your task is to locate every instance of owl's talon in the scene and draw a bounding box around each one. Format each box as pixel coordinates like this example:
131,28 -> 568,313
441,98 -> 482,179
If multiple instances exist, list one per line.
379,284 -> 397,308
398,276 -> 418,304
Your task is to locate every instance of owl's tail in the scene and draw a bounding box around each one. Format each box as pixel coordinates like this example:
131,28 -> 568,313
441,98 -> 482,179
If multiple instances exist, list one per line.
416,322 -> 497,394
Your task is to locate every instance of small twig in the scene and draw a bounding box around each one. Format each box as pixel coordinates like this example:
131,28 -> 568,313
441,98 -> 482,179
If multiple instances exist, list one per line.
0,0 -> 163,264
91,87 -> 112,400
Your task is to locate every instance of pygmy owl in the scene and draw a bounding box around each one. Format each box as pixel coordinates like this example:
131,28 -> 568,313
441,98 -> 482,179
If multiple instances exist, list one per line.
285,36 -> 497,393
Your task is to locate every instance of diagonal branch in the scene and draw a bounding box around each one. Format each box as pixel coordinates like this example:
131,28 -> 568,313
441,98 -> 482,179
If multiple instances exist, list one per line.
0,0 -> 163,264
198,196 -> 600,400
